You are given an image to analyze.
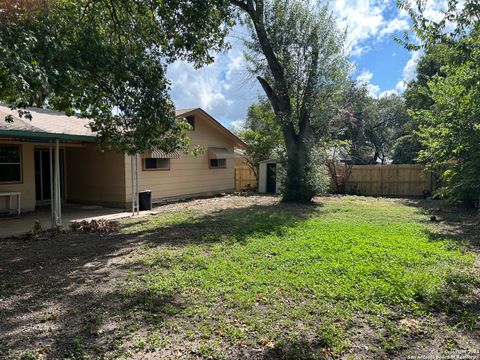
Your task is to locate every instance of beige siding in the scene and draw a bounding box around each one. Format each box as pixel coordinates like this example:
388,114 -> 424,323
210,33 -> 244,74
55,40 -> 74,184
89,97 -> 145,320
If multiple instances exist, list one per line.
126,112 -> 236,203
66,145 -> 127,207
0,141 -> 36,212
1,110 -> 239,212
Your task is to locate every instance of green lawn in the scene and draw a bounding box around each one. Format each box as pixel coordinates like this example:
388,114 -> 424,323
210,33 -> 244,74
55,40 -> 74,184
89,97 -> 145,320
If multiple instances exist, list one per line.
116,196 -> 478,359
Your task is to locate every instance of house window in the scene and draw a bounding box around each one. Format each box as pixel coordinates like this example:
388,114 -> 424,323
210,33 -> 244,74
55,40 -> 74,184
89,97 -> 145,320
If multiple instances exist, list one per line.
143,158 -> 170,170
209,158 -> 226,169
186,115 -> 195,130
0,144 -> 22,183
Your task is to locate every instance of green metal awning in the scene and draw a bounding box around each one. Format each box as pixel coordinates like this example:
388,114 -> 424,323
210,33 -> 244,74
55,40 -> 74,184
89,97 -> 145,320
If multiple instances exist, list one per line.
0,129 -> 96,142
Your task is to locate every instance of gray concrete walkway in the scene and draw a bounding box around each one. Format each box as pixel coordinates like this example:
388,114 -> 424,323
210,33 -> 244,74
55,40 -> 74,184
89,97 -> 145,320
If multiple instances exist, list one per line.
0,204 -> 147,238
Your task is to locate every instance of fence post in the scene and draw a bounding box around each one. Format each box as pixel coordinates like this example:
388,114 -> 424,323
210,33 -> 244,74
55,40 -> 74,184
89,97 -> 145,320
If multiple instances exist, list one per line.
380,166 -> 384,196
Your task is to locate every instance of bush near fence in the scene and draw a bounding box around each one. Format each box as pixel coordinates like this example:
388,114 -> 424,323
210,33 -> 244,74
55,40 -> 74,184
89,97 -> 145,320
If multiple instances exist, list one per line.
340,164 -> 435,198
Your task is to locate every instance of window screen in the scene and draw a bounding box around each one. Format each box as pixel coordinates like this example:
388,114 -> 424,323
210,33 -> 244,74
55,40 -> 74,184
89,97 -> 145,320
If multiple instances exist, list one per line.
0,145 -> 21,182
210,158 -> 226,169
186,116 -> 195,130
144,158 -> 170,170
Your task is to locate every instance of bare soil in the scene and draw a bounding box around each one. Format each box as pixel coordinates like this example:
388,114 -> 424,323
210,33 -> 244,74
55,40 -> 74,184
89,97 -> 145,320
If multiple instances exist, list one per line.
0,195 -> 279,359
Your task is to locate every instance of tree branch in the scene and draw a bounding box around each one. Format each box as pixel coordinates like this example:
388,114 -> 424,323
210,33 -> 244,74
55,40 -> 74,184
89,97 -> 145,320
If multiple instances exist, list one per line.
299,40 -> 319,136
256,76 -> 277,107
232,0 -> 290,112
257,76 -> 296,142
229,0 -> 249,12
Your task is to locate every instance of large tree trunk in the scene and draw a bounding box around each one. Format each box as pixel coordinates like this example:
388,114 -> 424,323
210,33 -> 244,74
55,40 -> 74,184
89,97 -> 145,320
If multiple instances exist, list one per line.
282,132 -> 315,203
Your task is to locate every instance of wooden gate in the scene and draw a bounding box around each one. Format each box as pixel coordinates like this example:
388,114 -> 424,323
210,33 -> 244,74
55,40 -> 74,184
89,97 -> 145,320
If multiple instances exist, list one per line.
234,166 -> 257,191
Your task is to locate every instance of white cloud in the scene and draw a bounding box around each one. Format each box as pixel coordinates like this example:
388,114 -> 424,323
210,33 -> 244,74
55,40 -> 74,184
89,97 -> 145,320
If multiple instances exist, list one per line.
229,119 -> 245,131
330,0 -> 410,56
379,17 -> 409,38
357,70 -> 380,97
167,30 -> 262,126
395,80 -> 407,92
357,70 -> 373,83
401,50 -> 423,83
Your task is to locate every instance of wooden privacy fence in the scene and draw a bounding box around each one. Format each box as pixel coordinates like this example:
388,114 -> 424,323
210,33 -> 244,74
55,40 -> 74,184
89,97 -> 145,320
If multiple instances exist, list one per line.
343,164 -> 434,198
235,166 -> 257,191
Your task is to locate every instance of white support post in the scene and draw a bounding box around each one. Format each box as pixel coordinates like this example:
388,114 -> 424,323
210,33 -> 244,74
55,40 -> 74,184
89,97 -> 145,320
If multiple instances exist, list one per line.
49,140 -> 54,228
131,155 -> 140,216
54,139 -> 61,227
135,155 -> 139,215
131,156 -> 134,215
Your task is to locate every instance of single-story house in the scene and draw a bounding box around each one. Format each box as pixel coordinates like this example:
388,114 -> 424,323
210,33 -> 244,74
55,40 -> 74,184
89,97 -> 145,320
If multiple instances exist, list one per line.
0,105 -> 246,217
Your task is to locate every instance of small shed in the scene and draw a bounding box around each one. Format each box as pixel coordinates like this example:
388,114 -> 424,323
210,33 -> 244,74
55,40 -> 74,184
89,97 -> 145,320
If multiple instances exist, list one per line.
258,159 -> 282,194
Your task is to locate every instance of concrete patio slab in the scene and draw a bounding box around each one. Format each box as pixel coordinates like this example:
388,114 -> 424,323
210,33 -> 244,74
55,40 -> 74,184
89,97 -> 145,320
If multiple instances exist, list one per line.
0,204 -> 147,238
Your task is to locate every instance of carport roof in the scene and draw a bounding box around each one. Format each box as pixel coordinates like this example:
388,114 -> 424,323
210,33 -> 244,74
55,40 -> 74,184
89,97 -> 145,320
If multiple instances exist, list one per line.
0,104 -> 95,142
0,105 -> 247,147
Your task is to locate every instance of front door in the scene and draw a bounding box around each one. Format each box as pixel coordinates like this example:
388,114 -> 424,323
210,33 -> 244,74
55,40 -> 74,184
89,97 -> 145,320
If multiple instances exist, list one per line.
34,149 -> 65,204
266,163 -> 277,193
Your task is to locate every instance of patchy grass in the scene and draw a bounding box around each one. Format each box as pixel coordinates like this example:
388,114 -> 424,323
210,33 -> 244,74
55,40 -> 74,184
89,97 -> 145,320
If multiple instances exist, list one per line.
116,196 -> 479,358
1,196 -> 477,359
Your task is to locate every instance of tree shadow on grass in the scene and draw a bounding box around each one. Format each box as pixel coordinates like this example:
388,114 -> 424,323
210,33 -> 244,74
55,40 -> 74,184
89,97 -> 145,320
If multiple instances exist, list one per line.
400,199 -> 480,354
403,198 -> 480,250
261,340 -> 329,360
0,201 -> 323,359
121,202 -> 324,246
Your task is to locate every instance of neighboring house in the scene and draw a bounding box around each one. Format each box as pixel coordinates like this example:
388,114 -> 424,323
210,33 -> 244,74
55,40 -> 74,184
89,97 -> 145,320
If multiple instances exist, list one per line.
0,105 -> 246,213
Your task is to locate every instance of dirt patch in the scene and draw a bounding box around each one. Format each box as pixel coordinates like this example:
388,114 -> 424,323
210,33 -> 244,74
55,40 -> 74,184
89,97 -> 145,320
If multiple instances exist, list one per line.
151,193 -> 280,215
0,195 -> 280,359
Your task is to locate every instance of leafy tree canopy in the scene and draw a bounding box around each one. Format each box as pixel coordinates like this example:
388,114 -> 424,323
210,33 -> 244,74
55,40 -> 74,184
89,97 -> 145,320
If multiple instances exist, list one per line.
399,0 -> 480,206
0,0 -> 233,154
326,82 -> 411,165
236,97 -> 283,181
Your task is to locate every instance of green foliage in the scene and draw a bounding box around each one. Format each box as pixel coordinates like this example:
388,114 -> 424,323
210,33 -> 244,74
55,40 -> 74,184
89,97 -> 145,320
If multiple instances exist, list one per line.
0,0 -> 233,154
366,93 -> 411,163
237,98 -> 283,181
415,50 -> 480,206
64,337 -> 88,360
392,46 -> 452,164
391,134 -> 423,164
298,148 -> 331,196
327,82 -> 411,164
17,350 -> 40,360
120,197 -> 477,357
400,1 -> 480,206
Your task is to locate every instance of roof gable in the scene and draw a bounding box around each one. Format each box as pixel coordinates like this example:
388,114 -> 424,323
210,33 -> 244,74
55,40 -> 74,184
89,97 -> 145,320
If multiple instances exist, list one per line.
175,108 -> 246,149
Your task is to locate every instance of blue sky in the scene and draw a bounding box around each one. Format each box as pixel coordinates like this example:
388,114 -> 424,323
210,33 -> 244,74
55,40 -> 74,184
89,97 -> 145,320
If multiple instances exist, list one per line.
166,0 -> 447,129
